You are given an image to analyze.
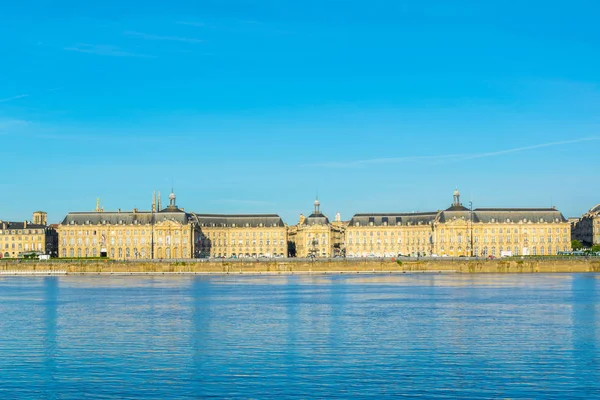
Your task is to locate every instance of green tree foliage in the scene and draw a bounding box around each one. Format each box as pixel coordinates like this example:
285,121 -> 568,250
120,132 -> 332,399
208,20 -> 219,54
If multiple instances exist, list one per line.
592,244 -> 600,253
571,240 -> 583,251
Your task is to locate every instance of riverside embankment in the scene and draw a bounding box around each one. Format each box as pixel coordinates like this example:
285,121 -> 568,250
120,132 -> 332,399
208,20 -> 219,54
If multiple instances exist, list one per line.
1,258 -> 599,275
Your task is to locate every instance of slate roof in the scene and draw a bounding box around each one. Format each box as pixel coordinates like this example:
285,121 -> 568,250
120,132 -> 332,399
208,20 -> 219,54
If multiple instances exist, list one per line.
472,208 -> 568,223
349,212 -> 438,227
303,212 -> 330,226
349,207 -> 568,226
60,210 -> 193,226
589,204 -> 600,214
195,214 -> 285,228
0,221 -> 47,230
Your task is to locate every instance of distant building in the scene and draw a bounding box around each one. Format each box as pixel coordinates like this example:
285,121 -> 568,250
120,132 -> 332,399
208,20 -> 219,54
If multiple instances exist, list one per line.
194,214 -> 287,258
57,191 -> 202,259
288,198 -> 345,258
345,189 -> 571,258
0,211 -> 57,258
571,204 -> 600,247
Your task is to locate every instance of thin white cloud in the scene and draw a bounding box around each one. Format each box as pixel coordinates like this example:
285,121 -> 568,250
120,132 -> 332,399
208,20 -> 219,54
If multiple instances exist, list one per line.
458,137 -> 600,161
176,21 -> 205,27
304,154 -> 466,168
307,137 -> 600,168
64,44 -> 155,58
0,94 -> 29,103
125,31 -> 205,44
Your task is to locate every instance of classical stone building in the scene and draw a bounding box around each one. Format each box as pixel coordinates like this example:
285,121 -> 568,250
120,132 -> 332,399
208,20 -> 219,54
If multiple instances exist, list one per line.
289,198 -> 345,258
571,204 -> 600,247
194,214 -> 287,258
345,190 -> 571,258
57,191 -> 202,259
0,211 -> 58,258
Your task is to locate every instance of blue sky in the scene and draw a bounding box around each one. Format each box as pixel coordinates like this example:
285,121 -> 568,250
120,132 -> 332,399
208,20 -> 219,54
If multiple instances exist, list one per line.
1,0 -> 598,224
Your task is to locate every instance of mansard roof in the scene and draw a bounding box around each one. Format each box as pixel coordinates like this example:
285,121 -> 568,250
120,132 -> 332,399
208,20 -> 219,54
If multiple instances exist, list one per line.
60,210 -> 193,226
589,204 -> 600,214
195,214 -> 285,228
303,212 -> 330,226
349,212 -> 438,227
472,208 -> 567,223
0,221 -> 47,230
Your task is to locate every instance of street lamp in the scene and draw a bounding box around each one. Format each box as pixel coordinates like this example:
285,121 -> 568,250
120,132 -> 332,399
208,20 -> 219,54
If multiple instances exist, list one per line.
469,201 -> 474,257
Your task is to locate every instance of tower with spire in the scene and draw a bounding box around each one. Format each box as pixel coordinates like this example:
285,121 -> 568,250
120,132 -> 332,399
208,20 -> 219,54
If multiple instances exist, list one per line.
453,188 -> 461,207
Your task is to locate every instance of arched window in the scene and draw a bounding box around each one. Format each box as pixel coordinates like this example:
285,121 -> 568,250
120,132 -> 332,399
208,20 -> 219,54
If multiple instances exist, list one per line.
69,249 -> 74,257
110,248 -> 115,258
118,248 -> 123,258
62,249 -> 66,258
77,248 -> 82,257
126,248 -> 130,258
93,248 -> 97,257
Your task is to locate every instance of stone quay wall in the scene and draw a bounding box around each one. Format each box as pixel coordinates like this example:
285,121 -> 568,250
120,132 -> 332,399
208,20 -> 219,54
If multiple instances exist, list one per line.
1,259 -> 599,274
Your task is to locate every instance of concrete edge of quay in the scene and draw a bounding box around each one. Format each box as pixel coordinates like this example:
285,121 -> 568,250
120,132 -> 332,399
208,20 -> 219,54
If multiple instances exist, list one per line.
1,258 -> 599,275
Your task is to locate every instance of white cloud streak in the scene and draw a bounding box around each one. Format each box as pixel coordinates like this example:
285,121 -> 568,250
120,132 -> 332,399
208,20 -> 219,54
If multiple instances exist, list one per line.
64,44 -> 155,58
125,31 -> 205,44
176,21 -> 205,27
0,94 -> 29,102
306,136 -> 600,168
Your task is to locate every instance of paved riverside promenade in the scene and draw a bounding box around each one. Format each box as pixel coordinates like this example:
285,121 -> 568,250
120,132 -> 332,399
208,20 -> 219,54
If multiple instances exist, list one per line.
0,258 -> 599,275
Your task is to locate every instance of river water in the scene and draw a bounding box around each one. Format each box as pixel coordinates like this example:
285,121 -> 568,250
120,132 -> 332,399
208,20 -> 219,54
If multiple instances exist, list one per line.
0,273 -> 598,399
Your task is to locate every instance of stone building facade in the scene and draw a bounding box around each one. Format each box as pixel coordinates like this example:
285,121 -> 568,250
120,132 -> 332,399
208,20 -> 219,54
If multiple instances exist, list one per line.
195,214 -> 287,258
345,190 -> 571,258
0,211 -> 57,258
571,204 -> 600,247
57,192 -> 202,260
289,198 -> 345,258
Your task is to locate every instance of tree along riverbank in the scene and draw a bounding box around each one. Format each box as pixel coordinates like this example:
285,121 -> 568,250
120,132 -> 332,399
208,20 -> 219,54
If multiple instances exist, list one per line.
0,258 -> 599,274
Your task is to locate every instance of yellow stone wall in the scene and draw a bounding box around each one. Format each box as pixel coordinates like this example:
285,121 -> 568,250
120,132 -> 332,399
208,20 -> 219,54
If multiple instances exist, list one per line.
296,224 -> 333,258
198,226 -> 287,258
57,220 -> 196,260
345,224 -> 433,257
434,220 -> 571,257
0,224 -> 47,258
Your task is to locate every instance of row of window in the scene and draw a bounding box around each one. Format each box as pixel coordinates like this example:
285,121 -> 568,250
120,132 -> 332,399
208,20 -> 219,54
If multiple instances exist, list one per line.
3,243 -> 43,250
62,237 -> 189,246
63,229 -> 188,236
0,229 -> 44,235
2,236 -> 43,241
202,231 -> 285,238
61,247 -> 186,258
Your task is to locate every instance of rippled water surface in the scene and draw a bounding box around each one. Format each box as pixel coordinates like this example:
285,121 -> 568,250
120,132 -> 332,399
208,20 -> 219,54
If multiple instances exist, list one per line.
0,273 -> 599,399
